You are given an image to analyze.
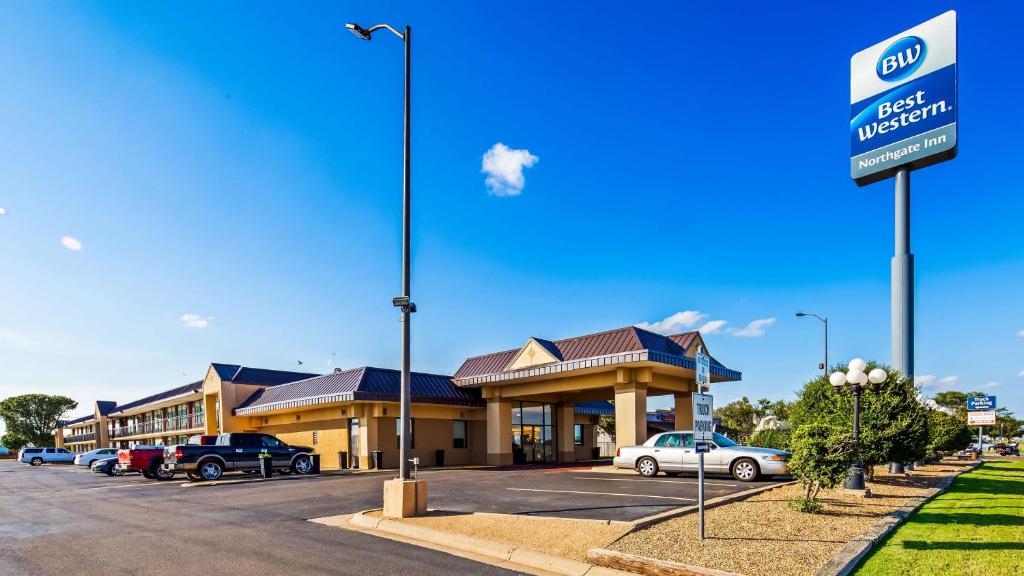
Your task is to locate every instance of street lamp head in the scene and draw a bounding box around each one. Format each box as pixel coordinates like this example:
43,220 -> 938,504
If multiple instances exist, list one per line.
848,358 -> 867,373
868,368 -> 888,385
795,312 -> 806,317
829,371 -> 847,392
345,22 -> 373,41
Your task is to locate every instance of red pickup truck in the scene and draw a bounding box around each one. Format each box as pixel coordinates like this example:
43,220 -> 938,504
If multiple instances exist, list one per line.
117,446 -> 175,480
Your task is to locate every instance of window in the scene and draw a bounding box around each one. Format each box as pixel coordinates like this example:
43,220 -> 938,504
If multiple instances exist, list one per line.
654,433 -> 682,448
574,424 -> 584,446
45,448 -> 55,453
260,435 -> 283,448
453,420 -> 467,449
58,449 -> 70,454
232,434 -> 258,448
396,418 -> 415,449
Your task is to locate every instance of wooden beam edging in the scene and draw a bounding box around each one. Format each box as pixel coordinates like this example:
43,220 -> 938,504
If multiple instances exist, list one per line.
813,461 -> 983,576
586,549 -> 746,576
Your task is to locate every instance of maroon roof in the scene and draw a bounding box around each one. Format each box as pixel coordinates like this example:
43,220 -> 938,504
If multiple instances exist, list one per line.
453,326 -> 699,380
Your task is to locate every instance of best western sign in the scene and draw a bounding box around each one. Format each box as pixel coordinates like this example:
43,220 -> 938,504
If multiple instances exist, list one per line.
851,11 -> 957,185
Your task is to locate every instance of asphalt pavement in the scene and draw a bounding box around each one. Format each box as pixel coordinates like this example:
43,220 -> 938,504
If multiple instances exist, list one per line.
0,460 -> 784,575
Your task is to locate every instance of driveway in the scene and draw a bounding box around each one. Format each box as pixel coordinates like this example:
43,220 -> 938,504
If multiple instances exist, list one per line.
0,460 -> 785,575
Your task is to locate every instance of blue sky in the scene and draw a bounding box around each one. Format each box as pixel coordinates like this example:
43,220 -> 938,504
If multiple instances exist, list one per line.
1,1 -> 1022,427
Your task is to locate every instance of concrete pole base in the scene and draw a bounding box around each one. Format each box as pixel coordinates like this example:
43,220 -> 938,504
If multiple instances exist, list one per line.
383,478 -> 428,518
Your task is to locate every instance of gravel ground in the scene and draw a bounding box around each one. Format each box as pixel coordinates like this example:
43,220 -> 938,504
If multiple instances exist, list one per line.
609,460 -> 972,576
371,510 -> 631,561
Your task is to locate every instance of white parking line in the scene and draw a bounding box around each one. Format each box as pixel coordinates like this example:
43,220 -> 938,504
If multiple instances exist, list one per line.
573,476 -> 738,487
507,488 -> 694,501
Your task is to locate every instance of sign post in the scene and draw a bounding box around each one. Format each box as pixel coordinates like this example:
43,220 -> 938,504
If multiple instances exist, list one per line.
693,351 -> 712,541
851,11 -> 957,383
967,397 -> 997,456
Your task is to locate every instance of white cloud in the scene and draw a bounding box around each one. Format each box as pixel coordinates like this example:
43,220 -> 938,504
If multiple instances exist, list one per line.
1018,369 -> 1024,378
727,318 -> 776,338
1018,330 -> 1024,337
60,236 -> 82,251
637,311 -> 707,335
699,320 -> 727,335
179,314 -> 212,328
481,142 -> 539,196
915,374 -> 936,387
0,207 -> 7,216
978,381 -> 1000,390
939,375 -> 959,385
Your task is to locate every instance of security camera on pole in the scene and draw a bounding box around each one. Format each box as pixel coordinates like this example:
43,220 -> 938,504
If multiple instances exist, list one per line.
693,347 -> 713,540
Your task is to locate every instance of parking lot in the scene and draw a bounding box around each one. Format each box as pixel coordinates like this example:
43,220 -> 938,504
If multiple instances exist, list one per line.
0,459 -> 784,575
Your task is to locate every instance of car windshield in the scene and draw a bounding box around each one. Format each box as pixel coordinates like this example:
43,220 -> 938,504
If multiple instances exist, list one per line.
713,433 -> 738,447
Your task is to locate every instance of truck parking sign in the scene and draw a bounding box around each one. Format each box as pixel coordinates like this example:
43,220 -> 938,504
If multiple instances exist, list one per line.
692,393 -> 714,441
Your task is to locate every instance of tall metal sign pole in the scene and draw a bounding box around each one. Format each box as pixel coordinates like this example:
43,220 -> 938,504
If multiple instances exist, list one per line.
693,348 -> 712,541
850,11 -> 958,380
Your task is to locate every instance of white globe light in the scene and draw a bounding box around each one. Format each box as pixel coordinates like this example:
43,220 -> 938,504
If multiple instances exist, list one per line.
848,358 -> 867,373
857,371 -> 869,385
868,368 -> 888,384
829,372 -> 847,387
847,369 -> 865,385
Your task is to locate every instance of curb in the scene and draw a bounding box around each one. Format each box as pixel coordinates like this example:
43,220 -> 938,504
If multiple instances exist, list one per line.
813,461 -> 983,576
342,510 -> 631,576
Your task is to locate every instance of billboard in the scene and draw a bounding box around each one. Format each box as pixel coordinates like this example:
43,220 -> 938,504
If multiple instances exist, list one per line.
967,395 -> 997,410
851,11 -> 957,185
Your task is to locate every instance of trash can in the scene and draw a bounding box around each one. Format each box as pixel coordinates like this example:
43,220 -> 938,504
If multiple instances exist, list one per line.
435,449 -> 445,467
592,447 -> 601,459
351,454 -> 360,469
888,461 -> 905,474
371,450 -> 383,470
310,454 -> 321,474
338,451 -> 348,469
259,457 -> 273,478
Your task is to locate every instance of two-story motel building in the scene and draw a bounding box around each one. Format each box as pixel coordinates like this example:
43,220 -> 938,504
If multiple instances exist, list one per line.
58,325 -> 740,469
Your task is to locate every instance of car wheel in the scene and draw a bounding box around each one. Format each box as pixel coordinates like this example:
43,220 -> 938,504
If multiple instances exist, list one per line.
153,466 -> 175,481
198,460 -> 224,481
636,457 -> 659,478
186,472 -> 203,482
292,455 -> 313,475
105,468 -> 116,477
731,458 -> 760,482
112,466 -> 124,477
30,457 -> 42,466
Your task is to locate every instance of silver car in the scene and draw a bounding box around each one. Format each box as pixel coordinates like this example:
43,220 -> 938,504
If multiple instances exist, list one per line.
612,431 -> 790,481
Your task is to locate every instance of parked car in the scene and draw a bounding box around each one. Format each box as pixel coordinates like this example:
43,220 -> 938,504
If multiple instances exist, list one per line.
163,432 -> 314,481
117,446 -> 175,480
997,443 -> 1020,457
186,434 -> 218,445
19,447 -> 75,466
74,448 -> 119,467
613,431 -> 790,481
91,456 -> 123,476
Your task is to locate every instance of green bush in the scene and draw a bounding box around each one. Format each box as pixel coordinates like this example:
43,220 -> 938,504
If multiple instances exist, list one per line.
788,423 -> 855,511
927,410 -> 972,454
749,428 -> 791,451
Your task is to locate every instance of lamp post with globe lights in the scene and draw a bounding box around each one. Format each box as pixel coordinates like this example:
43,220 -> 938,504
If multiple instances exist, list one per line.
830,359 -> 888,491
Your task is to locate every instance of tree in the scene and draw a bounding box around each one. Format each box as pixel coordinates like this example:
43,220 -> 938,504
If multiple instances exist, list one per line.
1,430 -> 33,451
715,397 -> 792,443
0,394 -> 78,447
926,410 -> 972,455
749,428 -> 791,450
788,423 -> 855,512
790,362 -> 929,480
598,415 -> 615,442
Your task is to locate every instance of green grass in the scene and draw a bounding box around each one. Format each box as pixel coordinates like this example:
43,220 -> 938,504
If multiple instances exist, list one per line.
854,460 -> 1024,575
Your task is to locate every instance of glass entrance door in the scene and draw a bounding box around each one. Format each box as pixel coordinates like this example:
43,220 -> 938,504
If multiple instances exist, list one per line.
511,402 -> 556,463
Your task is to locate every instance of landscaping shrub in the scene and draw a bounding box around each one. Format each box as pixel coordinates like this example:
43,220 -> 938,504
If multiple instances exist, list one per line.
749,428 -> 791,451
926,409 -> 972,455
788,423 -> 855,511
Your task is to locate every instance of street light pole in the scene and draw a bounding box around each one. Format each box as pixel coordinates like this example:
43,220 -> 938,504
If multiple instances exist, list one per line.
346,22 -> 415,482
830,359 -> 888,492
795,312 -> 828,372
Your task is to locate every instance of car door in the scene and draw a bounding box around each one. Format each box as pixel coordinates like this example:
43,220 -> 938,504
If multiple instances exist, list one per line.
258,435 -> 292,468
229,434 -> 261,470
680,433 -> 700,471
703,442 -> 726,472
651,433 -> 684,471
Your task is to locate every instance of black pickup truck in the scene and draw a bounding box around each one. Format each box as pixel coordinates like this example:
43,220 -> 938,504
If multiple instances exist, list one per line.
163,432 -> 314,481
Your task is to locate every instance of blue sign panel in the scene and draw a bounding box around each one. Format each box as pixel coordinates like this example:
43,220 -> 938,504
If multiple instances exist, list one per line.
695,441 -> 711,454
850,11 -> 957,185
967,396 -> 997,411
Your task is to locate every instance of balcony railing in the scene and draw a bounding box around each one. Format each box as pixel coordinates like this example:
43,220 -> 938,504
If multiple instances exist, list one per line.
110,413 -> 205,439
66,432 -> 96,443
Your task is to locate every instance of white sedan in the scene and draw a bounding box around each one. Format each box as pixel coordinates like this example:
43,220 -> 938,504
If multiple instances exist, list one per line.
74,448 -> 119,467
613,431 -> 791,481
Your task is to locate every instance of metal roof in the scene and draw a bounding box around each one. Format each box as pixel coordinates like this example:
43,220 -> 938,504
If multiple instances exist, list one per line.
210,363 -> 318,386
63,414 -> 95,426
453,326 -> 740,384
573,401 -> 615,416
96,401 -> 118,416
108,381 -> 204,415
234,367 -> 484,415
